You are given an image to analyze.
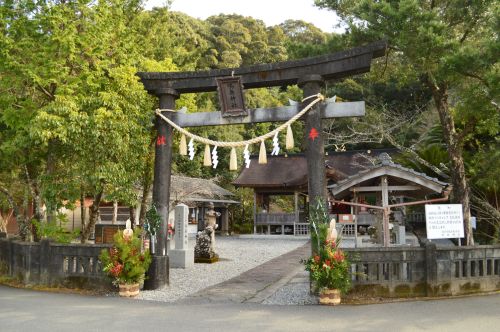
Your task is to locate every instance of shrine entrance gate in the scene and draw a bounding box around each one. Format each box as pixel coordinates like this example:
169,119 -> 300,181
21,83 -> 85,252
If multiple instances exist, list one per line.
138,41 -> 387,289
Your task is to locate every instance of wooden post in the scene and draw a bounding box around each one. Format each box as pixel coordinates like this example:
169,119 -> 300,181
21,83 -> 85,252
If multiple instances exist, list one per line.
353,190 -> 358,248
381,175 -> 390,247
299,75 -> 327,211
294,191 -> 299,235
154,89 -> 178,255
253,191 -> 257,234
221,205 -> 229,235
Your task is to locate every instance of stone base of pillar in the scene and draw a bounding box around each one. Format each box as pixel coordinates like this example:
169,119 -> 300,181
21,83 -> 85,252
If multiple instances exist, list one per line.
143,255 -> 169,290
169,249 -> 194,269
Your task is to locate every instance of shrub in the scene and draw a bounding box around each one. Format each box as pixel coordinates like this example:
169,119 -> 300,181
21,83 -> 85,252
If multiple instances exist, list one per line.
99,229 -> 151,286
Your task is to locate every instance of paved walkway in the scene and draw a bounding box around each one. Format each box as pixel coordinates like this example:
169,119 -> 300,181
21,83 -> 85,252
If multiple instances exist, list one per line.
178,242 -> 311,304
1,284 -> 499,332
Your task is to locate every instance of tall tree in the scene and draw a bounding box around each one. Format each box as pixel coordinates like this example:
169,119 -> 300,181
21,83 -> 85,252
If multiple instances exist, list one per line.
316,0 -> 499,245
0,0 -> 161,241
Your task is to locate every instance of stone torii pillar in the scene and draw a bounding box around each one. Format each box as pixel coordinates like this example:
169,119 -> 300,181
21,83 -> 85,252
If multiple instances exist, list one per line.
138,40 -> 387,289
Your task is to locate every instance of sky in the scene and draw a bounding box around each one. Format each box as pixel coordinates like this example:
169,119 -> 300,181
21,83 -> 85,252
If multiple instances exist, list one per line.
145,0 -> 341,33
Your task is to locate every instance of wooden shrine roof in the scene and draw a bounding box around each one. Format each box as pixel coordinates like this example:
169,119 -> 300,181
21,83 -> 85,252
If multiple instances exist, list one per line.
233,149 -> 397,189
328,153 -> 449,198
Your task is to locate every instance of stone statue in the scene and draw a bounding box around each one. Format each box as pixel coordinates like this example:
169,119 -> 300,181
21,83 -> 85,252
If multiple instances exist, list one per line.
194,203 -> 220,263
326,217 -> 338,243
204,202 -> 220,251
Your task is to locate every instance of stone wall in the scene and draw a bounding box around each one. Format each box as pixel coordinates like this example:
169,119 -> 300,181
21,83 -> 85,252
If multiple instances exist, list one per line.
345,242 -> 500,297
0,233 -> 112,290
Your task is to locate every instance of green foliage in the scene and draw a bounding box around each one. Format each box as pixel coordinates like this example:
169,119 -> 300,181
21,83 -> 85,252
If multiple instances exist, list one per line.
32,214 -> 79,244
204,14 -> 288,68
99,229 -> 151,286
305,200 -> 351,293
309,198 -> 330,254
304,242 -> 352,294
144,204 -> 161,237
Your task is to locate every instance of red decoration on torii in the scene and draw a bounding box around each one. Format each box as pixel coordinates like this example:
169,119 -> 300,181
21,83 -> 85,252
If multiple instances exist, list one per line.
308,128 -> 319,141
156,135 -> 166,146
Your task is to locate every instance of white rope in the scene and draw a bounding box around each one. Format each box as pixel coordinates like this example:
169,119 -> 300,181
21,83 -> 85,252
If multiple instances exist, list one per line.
155,93 -> 325,148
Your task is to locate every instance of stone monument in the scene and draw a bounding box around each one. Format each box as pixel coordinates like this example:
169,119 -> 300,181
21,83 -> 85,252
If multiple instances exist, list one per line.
169,204 -> 194,268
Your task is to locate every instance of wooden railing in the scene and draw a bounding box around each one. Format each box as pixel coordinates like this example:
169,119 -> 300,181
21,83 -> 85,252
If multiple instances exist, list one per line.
255,213 -> 296,224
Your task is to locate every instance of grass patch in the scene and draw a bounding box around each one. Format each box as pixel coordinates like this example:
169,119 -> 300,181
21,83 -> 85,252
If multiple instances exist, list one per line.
0,274 -> 109,296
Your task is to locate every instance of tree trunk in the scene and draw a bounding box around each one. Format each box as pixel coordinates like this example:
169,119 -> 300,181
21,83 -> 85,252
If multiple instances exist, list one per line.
139,141 -> 154,227
24,166 -> 43,241
80,185 -> 86,233
112,200 -> 118,224
0,187 -> 28,241
129,206 -> 136,226
80,190 -> 103,243
429,82 -> 474,245
471,193 -> 500,243
45,139 -> 57,223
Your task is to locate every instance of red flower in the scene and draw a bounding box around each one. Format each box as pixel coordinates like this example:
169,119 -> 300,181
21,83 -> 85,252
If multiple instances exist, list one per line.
110,263 -> 123,277
325,259 -> 331,267
333,250 -> 345,263
313,255 -> 320,263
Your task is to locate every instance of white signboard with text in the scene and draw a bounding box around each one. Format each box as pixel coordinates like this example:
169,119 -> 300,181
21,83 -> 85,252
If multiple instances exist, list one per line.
425,204 -> 464,239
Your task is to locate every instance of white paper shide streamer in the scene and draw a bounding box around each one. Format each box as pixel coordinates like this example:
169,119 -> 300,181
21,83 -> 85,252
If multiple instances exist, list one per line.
212,146 -> 218,169
271,132 -> 280,156
243,144 -> 251,168
188,138 -> 195,160
155,93 -> 326,170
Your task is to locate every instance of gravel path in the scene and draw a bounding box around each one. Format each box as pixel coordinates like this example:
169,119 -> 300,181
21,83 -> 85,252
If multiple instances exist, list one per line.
262,282 -> 318,305
138,237 -> 307,303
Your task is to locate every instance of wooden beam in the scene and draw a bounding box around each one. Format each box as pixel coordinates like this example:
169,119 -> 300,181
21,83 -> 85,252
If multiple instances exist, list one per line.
164,101 -> 364,127
381,176 -> 390,247
138,41 -> 387,94
350,185 -> 420,192
329,166 -> 446,195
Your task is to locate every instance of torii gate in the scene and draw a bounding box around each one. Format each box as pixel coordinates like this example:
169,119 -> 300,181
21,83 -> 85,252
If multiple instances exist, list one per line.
138,40 -> 387,289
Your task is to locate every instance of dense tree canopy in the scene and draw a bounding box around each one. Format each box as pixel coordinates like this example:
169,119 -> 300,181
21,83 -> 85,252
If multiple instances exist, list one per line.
315,0 -> 499,244
0,0 -> 497,243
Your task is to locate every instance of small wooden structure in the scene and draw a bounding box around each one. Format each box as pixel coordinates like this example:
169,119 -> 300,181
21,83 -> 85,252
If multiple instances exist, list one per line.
233,150 -> 396,236
329,153 -> 450,246
95,176 -> 238,244
167,176 -> 238,235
